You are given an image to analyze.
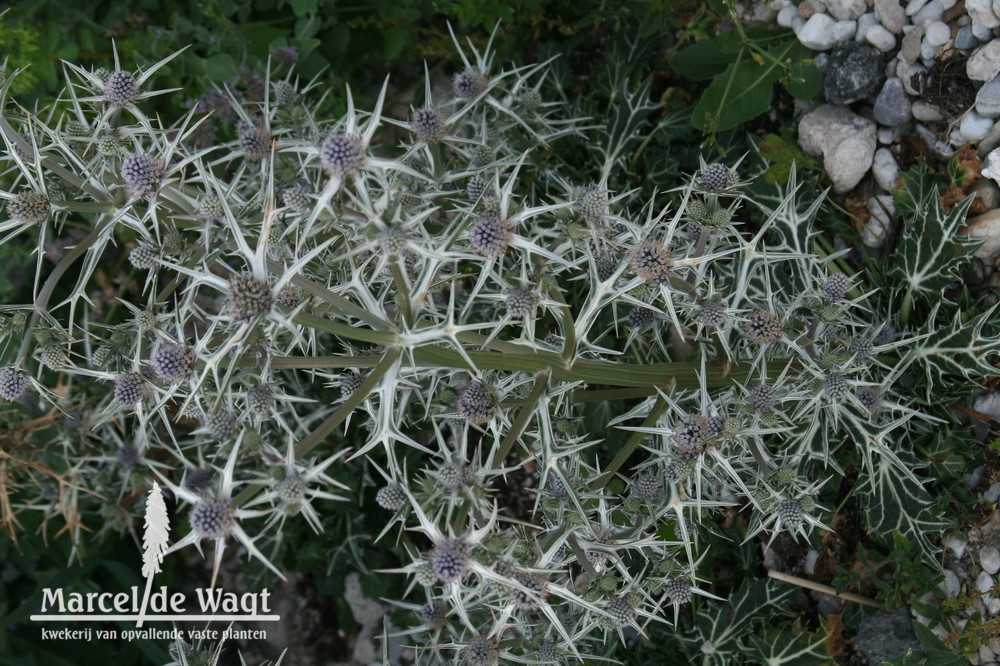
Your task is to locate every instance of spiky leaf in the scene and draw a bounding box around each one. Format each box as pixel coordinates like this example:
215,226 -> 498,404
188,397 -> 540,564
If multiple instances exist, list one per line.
889,165 -> 981,321
907,304 -> 1000,400
678,580 -> 797,664
860,454 -> 951,566
746,625 -> 833,665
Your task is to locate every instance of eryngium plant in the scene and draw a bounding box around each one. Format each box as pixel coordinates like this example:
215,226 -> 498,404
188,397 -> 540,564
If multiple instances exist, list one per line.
0,29 -> 993,665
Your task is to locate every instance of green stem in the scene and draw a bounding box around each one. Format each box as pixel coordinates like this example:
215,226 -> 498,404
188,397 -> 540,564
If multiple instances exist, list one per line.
592,396 -> 669,489
17,214 -> 114,364
492,370 -> 550,469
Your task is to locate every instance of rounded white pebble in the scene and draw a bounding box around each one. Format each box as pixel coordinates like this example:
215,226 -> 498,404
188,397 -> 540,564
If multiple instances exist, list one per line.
778,4 -> 799,27
944,535 -> 966,559
867,24 -> 898,51
833,20 -> 857,42
925,21 -> 950,46
981,546 -> 1000,575
857,12 -> 879,41
961,110 -> 995,142
940,569 -> 961,598
873,148 -> 900,190
878,126 -> 901,144
798,13 -> 839,51
974,20 -> 995,42
977,571 -> 995,595
921,40 -> 939,61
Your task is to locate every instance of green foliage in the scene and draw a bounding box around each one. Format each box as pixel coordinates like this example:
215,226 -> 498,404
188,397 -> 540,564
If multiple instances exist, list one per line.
670,23 -> 819,138
755,131 -> 824,185
833,532 -> 942,608
670,580 -> 828,665
0,18 -> 42,93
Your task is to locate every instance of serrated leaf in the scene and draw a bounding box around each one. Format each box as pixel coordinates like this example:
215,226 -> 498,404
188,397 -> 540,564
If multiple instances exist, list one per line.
860,454 -> 951,566
892,161 -> 950,217
746,625 -> 833,665
679,580 -> 797,663
886,622 -> 967,665
888,190 -> 979,316
908,304 -> 1000,397
757,131 -> 823,184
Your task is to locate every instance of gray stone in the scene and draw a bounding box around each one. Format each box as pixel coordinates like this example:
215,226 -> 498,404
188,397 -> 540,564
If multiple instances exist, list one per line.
798,13 -> 838,51
967,208 -> 1000,257
956,26 -> 979,51
974,20 -> 996,42
825,43 -> 886,103
969,40 -> 1000,81
867,24 -> 898,51
982,546 -> 1000,575
878,126 -> 902,143
874,78 -> 912,126
977,571 -> 995,595
817,592 -> 842,616
875,0 -> 906,33
857,12 -> 880,40
971,177 -> 1000,209
905,0 -> 929,15
872,148 -> 900,190
977,76 -> 1000,118
799,104 -> 878,192
900,25 -> 925,63
944,535 -> 966,559
855,608 -> 922,666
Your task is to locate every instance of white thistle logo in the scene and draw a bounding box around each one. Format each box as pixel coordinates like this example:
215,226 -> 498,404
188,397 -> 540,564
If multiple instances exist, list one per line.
137,481 -> 170,628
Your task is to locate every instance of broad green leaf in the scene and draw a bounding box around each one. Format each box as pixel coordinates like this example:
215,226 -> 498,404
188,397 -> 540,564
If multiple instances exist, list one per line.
892,160 -> 950,217
691,55 -> 783,133
757,131 -> 823,184
783,46 -> 821,99
669,40 -> 734,81
202,53 -> 236,81
382,26 -> 408,60
289,0 -> 318,16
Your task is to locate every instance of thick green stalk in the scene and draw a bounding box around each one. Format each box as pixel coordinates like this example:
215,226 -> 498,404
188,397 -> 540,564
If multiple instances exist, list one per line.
268,351 -> 796,390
